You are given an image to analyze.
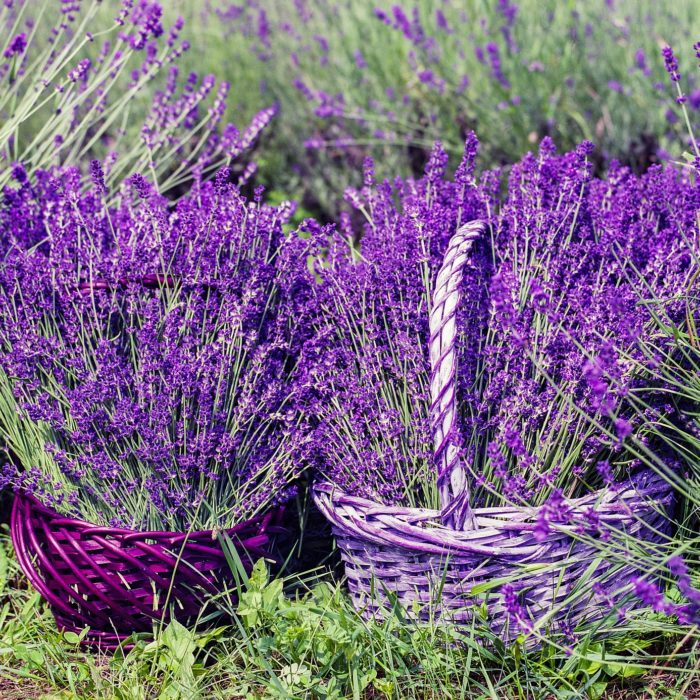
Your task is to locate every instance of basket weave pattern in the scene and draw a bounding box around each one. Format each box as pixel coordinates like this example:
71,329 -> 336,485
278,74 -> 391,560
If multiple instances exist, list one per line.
11,492 -> 285,646
315,475 -> 671,631
313,220 -> 673,634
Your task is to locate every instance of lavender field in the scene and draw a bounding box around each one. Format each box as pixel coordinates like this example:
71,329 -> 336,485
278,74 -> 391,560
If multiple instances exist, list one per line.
0,1 -> 700,698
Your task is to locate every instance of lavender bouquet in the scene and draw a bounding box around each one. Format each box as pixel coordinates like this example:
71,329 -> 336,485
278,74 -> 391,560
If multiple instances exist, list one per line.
302,134 -> 699,512
0,165 -> 312,531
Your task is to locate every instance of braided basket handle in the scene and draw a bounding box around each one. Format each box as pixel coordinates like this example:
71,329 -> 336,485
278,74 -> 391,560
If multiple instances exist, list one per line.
429,220 -> 485,531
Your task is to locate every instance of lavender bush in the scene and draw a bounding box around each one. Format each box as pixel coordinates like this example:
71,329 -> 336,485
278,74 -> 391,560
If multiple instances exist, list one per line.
0,165 -> 312,531
160,0 -> 700,216
300,135 -> 699,511
0,1 -> 274,194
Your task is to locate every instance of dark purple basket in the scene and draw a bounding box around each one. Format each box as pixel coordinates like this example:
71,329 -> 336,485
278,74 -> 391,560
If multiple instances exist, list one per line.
11,491 -> 287,647
313,221 -> 674,637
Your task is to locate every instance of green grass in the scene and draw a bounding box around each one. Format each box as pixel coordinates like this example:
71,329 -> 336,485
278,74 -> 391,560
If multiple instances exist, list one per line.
2,530 -> 700,700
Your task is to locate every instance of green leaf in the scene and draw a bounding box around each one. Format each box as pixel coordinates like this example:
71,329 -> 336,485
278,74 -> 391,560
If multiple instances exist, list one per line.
161,619 -> 196,678
61,630 -> 81,645
262,578 -> 284,610
592,678 -> 613,699
249,559 -> 270,591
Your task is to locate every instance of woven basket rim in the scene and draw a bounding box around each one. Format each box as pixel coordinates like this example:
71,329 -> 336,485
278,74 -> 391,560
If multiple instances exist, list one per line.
312,470 -> 672,557
13,490 -> 283,540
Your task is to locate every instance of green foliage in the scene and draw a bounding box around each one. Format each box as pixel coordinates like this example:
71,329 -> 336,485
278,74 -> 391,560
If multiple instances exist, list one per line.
236,561 -> 379,698
2,1 -> 700,698
1,547 -> 700,698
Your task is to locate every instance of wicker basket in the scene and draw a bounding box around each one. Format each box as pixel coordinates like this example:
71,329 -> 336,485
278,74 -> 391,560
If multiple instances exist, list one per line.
11,491 -> 287,647
313,220 -> 673,637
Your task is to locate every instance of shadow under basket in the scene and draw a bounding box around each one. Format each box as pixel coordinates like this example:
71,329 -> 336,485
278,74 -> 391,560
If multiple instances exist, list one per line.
313,221 -> 675,639
11,492 -> 288,648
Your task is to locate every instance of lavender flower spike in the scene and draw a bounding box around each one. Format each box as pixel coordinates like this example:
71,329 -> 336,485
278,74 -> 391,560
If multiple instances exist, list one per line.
662,46 -> 681,82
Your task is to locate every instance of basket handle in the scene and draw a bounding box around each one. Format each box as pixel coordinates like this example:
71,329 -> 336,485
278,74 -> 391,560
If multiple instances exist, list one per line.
429,220 -> 485,530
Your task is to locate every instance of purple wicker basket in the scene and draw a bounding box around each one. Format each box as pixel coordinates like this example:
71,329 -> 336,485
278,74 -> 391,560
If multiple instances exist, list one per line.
11,491 -> 287,647
313,220 -> 673,637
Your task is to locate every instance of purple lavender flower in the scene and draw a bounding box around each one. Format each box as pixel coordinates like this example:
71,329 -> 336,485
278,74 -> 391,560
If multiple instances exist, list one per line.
689,89 -> 700,110
418,69 -> 434,85
0,166 -> 314,530
67,58 -> 91,82
10,162 -> 27,183
89,159 -> 107,196
391,6 -> 413,41
614,417 -> 633,441
633,557 -> 700,625
634,48 -> 651,76
486,42 -> 509,88
633,578 -> 670,613
662,46 -> 681,82
4,32 -> 27,58
533,490 -> 572,542
238,104 -> 278,151
374,8 -> 391,25
501,583 -> 532,633
435,9 -> 450,33
595,460 -> 614,486
497,0 -> 518,28
497,0 -> 518,52
353,49 -> 367,70
128,172 -> 151,199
